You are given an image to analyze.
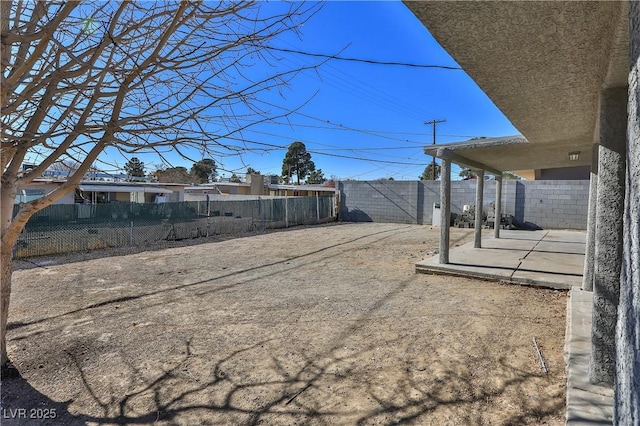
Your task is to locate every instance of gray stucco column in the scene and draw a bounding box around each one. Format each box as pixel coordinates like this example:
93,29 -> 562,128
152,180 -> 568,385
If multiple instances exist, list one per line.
494,175 -> 502,239
589,86 -> 627,387
474,170 -> 484,248
615,4 -> 640,422
582,143 -> 599,292
439,159 -> 451,264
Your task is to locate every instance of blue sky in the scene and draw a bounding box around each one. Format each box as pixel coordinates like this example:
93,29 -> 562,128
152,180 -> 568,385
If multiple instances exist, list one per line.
127,1 -> 520,181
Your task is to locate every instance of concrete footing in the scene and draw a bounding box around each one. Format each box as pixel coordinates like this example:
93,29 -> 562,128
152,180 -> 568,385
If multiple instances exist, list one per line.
565,287 -> 614,425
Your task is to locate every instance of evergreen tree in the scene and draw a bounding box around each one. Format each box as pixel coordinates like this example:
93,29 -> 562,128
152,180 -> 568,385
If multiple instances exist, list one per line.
306,168 -> 325,184
152,166 -> 191,183
191,159 -> 217,183
420,163 -> 441,180
282,141 -> 315,185
124,157 -> 145,179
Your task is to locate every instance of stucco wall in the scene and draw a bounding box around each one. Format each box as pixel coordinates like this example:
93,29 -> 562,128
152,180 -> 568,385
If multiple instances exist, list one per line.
615,3 -> 640,422
339,179 -> 589,230
536,165 -> 590,180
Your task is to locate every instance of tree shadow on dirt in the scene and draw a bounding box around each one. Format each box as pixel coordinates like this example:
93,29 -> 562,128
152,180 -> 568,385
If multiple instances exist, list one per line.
4,225 -> 560,425
4,276 -> 564,425
353,356 -> 564,425
2,335 -> 564,425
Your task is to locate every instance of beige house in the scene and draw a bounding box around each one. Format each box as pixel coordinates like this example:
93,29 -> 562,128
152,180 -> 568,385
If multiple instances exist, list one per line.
184,173 -> 337,200
266,184 -> 337,197
21,173 -> 337,205
15,179 -> 75,204
17,179 -> 185,204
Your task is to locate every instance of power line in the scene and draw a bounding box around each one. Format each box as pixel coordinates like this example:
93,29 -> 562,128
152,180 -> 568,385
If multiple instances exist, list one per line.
288,110 -> 429,144
265,46 -> 463,70
256,96 -> 486,147
274,41 -> 437,121
221,134 -> 426,166
308,150 -> 424,166
268,121 -> 432,136
279,58 -> 430,122
247,128 -> 424,153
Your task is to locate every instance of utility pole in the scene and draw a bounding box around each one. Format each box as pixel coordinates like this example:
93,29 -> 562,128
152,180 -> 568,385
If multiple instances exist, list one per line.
425,119 -> 446,180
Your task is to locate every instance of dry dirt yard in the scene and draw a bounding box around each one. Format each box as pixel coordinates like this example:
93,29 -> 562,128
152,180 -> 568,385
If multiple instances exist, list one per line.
2,222 -> 567,425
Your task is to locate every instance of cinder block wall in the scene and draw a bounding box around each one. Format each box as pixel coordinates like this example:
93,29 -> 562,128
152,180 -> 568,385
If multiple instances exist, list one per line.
339,179 -> 589,230
515,180 -> 590,229
338,180 -> 423,224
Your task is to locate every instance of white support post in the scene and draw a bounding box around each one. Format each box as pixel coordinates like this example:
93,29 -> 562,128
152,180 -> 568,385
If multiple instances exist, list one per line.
439,159 -> 451,264
494,175 -> 502,239
474,170 -> 485,248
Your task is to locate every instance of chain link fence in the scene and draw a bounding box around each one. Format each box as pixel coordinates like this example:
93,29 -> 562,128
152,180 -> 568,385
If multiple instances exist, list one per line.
13,196 -> 335,258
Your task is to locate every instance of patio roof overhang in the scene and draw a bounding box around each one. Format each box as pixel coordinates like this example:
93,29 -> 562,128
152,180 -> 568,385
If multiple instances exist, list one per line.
405,1 -> 628,169
423,135 -> 593,174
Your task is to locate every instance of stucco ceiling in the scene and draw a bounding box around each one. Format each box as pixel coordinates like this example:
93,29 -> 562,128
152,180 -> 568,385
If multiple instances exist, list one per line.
423,136 -> 592,172
405,1 -> 628,161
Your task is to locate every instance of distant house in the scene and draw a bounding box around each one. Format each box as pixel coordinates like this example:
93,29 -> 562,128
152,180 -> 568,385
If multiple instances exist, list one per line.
77,181 -> 185,203
266,184 -> 337,197
184,174 -> 338,200
16,179 -> 74,204
17,179 -> 186,205
184,182 -> 252,200
18,171 -> 337,205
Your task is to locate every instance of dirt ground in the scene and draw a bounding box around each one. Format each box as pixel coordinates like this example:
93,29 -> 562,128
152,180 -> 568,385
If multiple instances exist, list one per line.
2,222 -> 567,425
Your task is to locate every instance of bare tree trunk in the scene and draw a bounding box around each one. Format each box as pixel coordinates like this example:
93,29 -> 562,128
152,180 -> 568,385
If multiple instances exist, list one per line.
0,178 -> 19,369
0,170 -> 18,369
1,248 -> 13,367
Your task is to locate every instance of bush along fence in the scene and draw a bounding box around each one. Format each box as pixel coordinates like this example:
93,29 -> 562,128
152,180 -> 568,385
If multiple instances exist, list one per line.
13,196 -> 336,258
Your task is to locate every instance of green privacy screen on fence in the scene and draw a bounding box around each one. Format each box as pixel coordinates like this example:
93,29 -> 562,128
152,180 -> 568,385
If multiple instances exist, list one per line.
13,196 -> 335,258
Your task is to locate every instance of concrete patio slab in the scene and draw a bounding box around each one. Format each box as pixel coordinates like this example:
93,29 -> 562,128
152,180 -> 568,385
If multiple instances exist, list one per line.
534,241 -> 586,255
481,238 -> 540,251
498,230 -> 549,241
517,250 -> 585,277
415,230 -> 585,290
417,248 -> 528,282
544,232 -> 587,244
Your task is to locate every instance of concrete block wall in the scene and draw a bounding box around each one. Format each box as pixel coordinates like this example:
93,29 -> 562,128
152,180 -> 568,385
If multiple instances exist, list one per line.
516,180 -> 589,229
338,180 -> 424,224
449,180 -> 512,216
339,179 -> 589,230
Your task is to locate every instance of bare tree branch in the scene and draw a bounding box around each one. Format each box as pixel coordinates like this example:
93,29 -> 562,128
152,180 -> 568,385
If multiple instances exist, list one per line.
1,0 -> 323,367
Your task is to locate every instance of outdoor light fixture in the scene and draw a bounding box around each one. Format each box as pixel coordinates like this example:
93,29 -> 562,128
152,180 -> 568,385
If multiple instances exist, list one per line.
568,151 -> 580,161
